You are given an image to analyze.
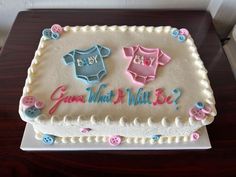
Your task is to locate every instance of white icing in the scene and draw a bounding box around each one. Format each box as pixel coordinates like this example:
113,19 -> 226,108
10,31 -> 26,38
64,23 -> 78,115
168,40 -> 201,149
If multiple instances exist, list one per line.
133,118 -> 139,125
104,116 -> 111,125
19,25 -> 216,140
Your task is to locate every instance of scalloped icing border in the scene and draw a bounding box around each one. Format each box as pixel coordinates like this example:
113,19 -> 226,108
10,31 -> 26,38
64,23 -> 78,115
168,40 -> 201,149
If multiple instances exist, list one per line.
19,25 -> 217,132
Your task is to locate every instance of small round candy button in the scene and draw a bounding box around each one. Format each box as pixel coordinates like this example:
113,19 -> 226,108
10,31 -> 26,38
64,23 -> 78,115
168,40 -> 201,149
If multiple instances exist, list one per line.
190,132 -> 200,141
109,135 -> 122,146
51,24 -> 63,34
171,28 -> 179,38
80,128 -> 91,133
189,107 -> 206,120
42,28 -> 52,39
178,34 -> 186,42
152,135 -> 161,142
35,100 -> 45,109
202,105 -> 212,114
194,111 -> 205,120
25,106 -> 41,118
42,134 -> 55,145
179,28 -> 189,37
51,32 -> 60,40
195,102 -> 204,109
21,96 -> 36,109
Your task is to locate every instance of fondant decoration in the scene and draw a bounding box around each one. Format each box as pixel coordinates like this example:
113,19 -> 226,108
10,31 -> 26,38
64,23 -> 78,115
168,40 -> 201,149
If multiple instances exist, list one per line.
42,29 -> 52,39
34,100 -> 45,109
170,28 -> 189,42
25,106 -> 41,118
42,24 -> 63,40
22,96 -> 45,118
189,102 -> 212,121
49,85 -> 85,115
21,96 -> 36,109
80,128 -> 92,133
109,135 -> 122,146
42,134 -> 55,145
152,88 -> 173,106
51,32 -> 60,40
202,105 -> 212,114
123,45 -> 171,84
190,132 -> 200,141
179,28 -> 189,37
51,24 -> 63,34
195,102 -> 204,109
178,34 -> 186,42
152,135 -> 161,142
63,45 -> 111,84
189,107 -> 206,120
171,28 -> 179,37
172,88 -> 182,110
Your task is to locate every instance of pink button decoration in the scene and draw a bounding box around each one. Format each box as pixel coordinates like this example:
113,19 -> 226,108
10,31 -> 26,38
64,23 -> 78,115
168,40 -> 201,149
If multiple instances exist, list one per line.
179,28 -> 189,37
189,107 -> 206,120
202,105 -> 212,114
80,128 -> 91,133
35,100 -> 45,109
109,135 -> 122,146
21,96 -> 36,109
190,132 -> 200,141
51,24 -> 63,34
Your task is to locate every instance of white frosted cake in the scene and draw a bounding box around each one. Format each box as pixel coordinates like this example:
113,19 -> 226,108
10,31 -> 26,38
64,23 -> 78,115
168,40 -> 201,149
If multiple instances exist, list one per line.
19,24 -> 217,146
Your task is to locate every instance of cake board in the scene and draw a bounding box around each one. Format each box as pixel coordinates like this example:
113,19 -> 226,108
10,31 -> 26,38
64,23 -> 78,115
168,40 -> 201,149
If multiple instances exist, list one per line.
20,123 -> 211,151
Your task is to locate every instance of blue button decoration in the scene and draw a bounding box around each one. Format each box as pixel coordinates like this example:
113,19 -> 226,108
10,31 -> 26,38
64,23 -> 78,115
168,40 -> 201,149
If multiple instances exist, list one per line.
170,27 -> 188,43
152,135 -> 161,141
63,44 -> 111,84
42,134 -> 55,145
25,106 -> 41,118
178,34 -> 186,42
195,102 -> 204,109
42,28 -> 52,39
171,29 -> 179,38
51,32 -> 60,40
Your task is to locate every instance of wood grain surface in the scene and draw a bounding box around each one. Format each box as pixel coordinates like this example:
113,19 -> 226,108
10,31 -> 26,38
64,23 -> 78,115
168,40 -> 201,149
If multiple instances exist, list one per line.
0,10 -> 235,177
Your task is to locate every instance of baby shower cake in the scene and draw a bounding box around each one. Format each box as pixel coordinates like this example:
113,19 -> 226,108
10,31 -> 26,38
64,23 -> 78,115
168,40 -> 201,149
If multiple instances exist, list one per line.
19,24 -> 217,147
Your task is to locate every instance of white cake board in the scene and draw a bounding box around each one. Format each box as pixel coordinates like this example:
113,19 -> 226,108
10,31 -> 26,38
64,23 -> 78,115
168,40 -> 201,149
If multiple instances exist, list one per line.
20,123 -> 211,151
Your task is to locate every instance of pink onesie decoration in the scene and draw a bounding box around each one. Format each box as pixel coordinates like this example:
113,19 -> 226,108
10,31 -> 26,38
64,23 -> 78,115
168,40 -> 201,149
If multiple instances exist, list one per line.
123,45 -> 171,84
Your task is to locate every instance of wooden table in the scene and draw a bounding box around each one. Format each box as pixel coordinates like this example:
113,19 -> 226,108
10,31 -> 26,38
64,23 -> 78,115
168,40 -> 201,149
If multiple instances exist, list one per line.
0,10 -> 235,177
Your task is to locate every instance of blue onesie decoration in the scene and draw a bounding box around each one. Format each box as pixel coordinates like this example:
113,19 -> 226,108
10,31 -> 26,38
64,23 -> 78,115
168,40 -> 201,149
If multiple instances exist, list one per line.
63,44 -> 111,84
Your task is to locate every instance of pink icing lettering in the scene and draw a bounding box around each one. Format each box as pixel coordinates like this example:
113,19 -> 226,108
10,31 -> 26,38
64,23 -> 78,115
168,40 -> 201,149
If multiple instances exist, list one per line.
49,85 -> 85,115
153,88 -> 173,106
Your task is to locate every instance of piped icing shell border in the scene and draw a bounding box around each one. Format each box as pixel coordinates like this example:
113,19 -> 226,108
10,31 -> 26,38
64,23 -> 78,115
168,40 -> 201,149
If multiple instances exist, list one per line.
19,25 -> 217,135
34,128 -> 202,145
